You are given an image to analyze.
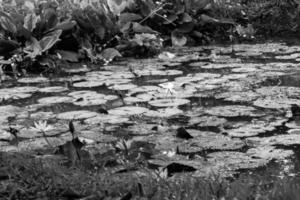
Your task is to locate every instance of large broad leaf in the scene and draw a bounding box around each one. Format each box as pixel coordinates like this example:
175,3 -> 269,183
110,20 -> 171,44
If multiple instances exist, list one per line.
56,50 -> 79,62
42,8 -> 58,30
171,31 -> 187,47
39,30 -> 62,53
101,48 -> 122,61
0,14 -> 17,34
107,0 -> 133,16
53,20 -> 77,32
24,13 -> 40,32
24,37 -> 42,59
119,13 -> 142,25
199,14 -> 234,25
132,22 -> 158,34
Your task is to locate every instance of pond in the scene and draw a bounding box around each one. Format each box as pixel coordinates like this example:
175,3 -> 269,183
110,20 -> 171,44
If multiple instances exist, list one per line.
1,41 -> 300,180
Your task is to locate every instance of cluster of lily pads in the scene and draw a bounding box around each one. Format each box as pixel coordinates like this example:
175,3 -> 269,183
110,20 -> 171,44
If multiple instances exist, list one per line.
1,42 -> 300,178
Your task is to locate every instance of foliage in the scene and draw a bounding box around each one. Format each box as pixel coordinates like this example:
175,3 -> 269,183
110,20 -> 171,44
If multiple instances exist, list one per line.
0,0 -> 300,76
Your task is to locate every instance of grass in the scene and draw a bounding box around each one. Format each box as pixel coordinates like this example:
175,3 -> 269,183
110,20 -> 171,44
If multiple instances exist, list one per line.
0,151 -> 300,200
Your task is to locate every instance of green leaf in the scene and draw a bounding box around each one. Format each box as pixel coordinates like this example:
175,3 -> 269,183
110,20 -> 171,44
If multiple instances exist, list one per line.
56,50 -> 79,62
24,37 -> 42,59
132,22 -> 158,34
171,31 -> 187,47
39,30 -> 62,53
23,13 -> 40,32
53,20 -> 77,32
101,48 -> 122,61
0,14 -> 17,34
107,0 -> 132,15
119,13 -> 142,25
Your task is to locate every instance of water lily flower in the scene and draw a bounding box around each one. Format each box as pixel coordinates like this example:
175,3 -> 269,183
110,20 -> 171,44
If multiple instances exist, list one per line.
163,150 -> 176,157
31,120 -> 53,132
159,82 -> 177,96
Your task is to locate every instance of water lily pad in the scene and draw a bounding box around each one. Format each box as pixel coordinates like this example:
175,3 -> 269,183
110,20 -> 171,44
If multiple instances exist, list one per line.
253,97 -> 300,109
17,136 -> 71,151
215,91 -> 260,103
275,53 -> 300,59
68,90 -> 118,106
285,121 -> 300,129
38,96 -> 73,104
29,111 -> 56,120
108,83 -> 137,91
144,107 -> 183,118
56,110 -> 99,120
226,116 -> 287,137
38,86 -> 68,93
188,116 -> 227,127
201,63 -> 241,69
0,105 -> 22,119
207,151 -> 268,171
79,130 -> 118,143
18,77 -> 49,83
126,124 -> 157,136
247,133 -> 300,147
178,130 -> 245,153
149,98 -> 190,107
108,106 -> 149,116
204,105 -> 263,117
73,81 -> 105,88
247,146 -> 293,160
85,114 -> 130,124
0,86 -> 39,101
256,86 -> 300,98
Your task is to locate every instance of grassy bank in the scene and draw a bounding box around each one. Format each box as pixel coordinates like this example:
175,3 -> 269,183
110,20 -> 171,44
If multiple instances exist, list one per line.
0,151 -> 299,200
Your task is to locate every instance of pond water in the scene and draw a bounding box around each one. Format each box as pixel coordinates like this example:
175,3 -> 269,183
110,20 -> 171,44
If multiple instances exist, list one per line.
1,42 -> 300,180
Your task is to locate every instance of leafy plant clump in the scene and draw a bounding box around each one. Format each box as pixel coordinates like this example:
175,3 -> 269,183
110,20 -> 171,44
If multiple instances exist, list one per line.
0,0 -> 299,76
0,0 -> 250,76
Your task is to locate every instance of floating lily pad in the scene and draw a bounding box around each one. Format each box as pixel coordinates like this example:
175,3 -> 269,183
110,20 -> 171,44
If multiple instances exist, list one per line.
0,86 -> 39,101
79,130 -> 118,143
18,77 -> 49,83
108,83 -> 137,91
201,63 -> 241,69
17,136 -> 71,151
247,146 -> 293,161
215,91 -> 260,103
0,105 -> 22,119
188,116 -> 227,127
56,110 -> 99,120
144,107 -> 183,118
149,98 -> 190,107
38,86 -> 68,93
207,151 -> 268,171
38,96 -> 73,104
29,111 -> 56,120
285,121 -> 300,129
204,105 -> 263,117
256,86 -> 300,98
85,114 -> 130,124
275,53 -> 300,59
73,81 -> 105,88
226,116 -> 287,137
178,130 -> 245,153
247,133 -> 300,147
126,123 -> 157,136
253,97 -> 300,109
108,106 -> 149,116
